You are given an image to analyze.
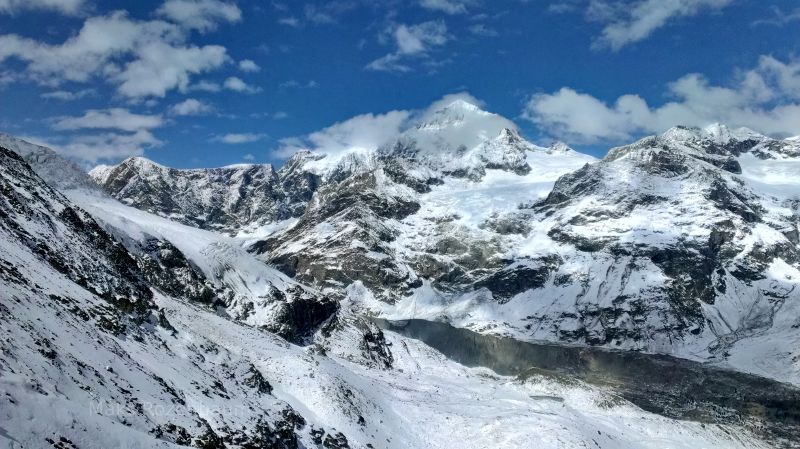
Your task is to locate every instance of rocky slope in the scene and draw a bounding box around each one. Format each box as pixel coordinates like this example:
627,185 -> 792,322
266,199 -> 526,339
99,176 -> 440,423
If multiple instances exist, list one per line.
90,157 -> 315,234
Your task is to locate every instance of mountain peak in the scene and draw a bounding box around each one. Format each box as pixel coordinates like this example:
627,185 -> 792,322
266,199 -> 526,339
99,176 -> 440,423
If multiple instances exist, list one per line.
660,124 -> 767,145
702,123 -> 765,143
548,141 -> 572,153
442,98 -> 484,113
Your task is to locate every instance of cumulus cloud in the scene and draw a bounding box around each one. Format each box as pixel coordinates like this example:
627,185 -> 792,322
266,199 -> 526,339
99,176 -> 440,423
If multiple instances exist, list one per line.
52,108 -> 164,132
223,76 -> 261,93
168,98 -> 213,116
419,0 -> 477,15
275,110 -> 411,159
156,0 -> 241,32
0,10 -> 231,99
116,42 -> 228,98
523,55 -> 800,143
214,133 -> 267,144
366,21 -> 449,72
0,0 -> 86,15
588,0 -> 733,51
238,59 -> 260,72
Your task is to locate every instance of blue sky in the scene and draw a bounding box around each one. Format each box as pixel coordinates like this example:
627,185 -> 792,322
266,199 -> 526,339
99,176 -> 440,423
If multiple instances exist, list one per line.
0,0 -> 799,168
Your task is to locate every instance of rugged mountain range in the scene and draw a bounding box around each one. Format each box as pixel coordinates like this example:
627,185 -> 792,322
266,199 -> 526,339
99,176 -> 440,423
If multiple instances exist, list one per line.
1,136 -> 777,449
2,100 -> 800,447
91,101 -> 800,384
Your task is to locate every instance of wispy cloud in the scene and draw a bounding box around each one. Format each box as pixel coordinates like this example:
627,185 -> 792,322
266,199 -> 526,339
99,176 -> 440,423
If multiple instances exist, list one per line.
588,0 -> 734,51
52,108 -> 164,132
0,0 -> 87,15
419,0 -> 478,15
366,21 -> 449,72
751,6 -> 800,27
468,23 -> 497,36
279,79 -> 318,88
214,133 -> 267,144
40,88 -> 95,101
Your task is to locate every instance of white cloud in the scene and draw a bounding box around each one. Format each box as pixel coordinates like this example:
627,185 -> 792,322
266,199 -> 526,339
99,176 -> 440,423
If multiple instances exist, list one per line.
303,2 -> 356,25
523,55 -> 800,143
215,133 -> 267,144
0,0 -> 86,15
156,0 -> 241,32
272,111 -> 289,120
169,98 -> 213,116
589,0 -> 733,51
63,130 -> 163,162
279,79 -> 318,89
752,6 -> 800,27
116,42 -> 228,98
0,11 -> 231,99
52,108 -> 164,132
40,89 -> 94,101
242,153 -> 255,161
238,59 -> 260,72
419,0 -> 476,15
468,23 -> 497,36
276,110 -> 411,159
278,16 -> 300,27
190,80 -> 222,92
367,21 -> 449,72
223,76 -> 261,93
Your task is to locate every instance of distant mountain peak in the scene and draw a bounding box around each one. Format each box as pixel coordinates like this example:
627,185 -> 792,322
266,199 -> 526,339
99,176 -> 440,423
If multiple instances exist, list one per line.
660,123 -> 767,145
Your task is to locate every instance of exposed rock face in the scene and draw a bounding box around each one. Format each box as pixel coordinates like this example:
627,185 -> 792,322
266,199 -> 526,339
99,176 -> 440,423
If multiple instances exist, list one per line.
0,133 -> 99,191
255,169 -> 422,302
90,157 -> 309,234
133,237 -> 222,305
0,145 -> 153,316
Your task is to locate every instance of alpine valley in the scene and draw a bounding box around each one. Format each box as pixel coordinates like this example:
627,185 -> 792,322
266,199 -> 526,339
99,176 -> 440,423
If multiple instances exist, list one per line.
2,100 -> 800,449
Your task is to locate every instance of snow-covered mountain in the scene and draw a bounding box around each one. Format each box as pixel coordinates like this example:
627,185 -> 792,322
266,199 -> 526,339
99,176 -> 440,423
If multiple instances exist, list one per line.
3,135 -> 783,448
88,102 -> 800,385
254,101 -> 596,303
377,123 -> 800,380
